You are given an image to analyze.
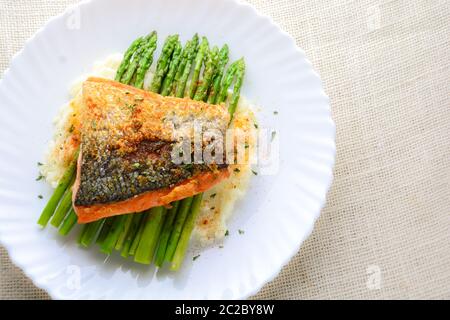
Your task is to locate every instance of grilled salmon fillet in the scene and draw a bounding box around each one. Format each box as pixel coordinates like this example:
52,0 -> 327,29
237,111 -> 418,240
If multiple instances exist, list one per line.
73,77 -> 230,223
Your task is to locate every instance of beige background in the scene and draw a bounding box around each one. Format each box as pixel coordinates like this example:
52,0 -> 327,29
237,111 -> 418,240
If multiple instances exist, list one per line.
1,0 -> 449,299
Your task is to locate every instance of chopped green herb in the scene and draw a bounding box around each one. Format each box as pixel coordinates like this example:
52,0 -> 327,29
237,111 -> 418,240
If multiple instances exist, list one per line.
37,162 -> 43,166
126,103 -> 137,112
273,111 -> 278,115
38,195 -> 43,199
68,124 -> 75,133
254,123 -> 258,129
132,162 -> 140,169
210,193 -> 217,198
234,168 -> 240,173
252,170 -> 258,176
238,229 -> 245,235
35,174 -> 44,181
244,143 -> 249,149
271,131 -> 277,141
125,91 -> 130,95
225,230 -> 229,236
219,245 -> 224,249
193,255 -> 200,261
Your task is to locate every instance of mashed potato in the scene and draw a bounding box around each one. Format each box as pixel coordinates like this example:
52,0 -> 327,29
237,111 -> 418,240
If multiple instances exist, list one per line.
40,54 -> 256,244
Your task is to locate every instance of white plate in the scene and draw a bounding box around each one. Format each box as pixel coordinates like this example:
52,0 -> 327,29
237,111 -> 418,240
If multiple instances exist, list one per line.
0,0 -> 335,299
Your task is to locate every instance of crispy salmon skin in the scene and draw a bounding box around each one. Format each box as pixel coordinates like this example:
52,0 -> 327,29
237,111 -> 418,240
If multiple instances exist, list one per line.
73,77 -> 230,223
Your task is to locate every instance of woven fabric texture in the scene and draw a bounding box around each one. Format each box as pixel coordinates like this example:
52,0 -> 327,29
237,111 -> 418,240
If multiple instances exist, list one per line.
1,0 -> 449,300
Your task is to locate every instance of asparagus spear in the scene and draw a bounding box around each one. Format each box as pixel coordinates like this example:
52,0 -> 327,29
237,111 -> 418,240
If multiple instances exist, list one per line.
121,32 -> 157,86
134,32 -> 158,89
150,35 -> 179,93
100,215 -> 128,254
114,214 -> 134,251
160,40 -> 182,96
170,193 -> 203,271
95,218 -> 114,245
120,213 -> 145,258
58,208 -> 77,236
78,219 -> 104,248
115,36 -> 144,82
175,34 -> 199,98
154,201 -> 180,267
207,44 -> 229,104
217,60 -> 239,104
228,58 -> 246,118
134,207 -> 167,264
128,211 -> 149,256
49,187 -> 73,228
189,37 -> 209,99
164,197 -> 194,262
37,150 -> 78,227
194,45 -> 219,102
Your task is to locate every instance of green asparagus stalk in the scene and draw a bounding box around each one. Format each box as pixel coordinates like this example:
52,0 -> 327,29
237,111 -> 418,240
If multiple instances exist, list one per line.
121,32 -> 157,86
228,58 -> 245,118
78,219 -> 104,248
128,211 -> 149,256
150,35 -> 179,93
95,218 -> 114,245
37,150 -> 78,227
175,34 -> 199,98
100,215 -> 128,254
193,45 -> 219,102
189,37 -> 209,99
134,33 -> 158,89
58,208 -> 77,236
154,201 -> 180,267
49,187 -> 73,228
120,213 -> 145,258
207,44 -> 229,104
114,214 -> 134,251
160,40 -> 182,96
170,193 -> 203,271
134,207 -> 167,264
164,197 -> 194,262
115,36 -> 144,82
217,60 -> 239,104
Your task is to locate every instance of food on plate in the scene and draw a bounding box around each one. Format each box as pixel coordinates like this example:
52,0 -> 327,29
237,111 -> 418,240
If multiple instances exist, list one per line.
37,32 -> 256,270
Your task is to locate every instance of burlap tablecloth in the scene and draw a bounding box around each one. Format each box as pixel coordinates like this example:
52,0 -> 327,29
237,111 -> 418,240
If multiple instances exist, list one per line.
1,0 -> 449,300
